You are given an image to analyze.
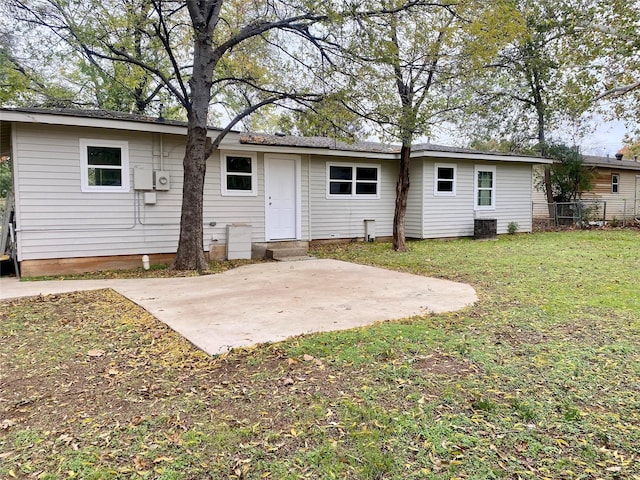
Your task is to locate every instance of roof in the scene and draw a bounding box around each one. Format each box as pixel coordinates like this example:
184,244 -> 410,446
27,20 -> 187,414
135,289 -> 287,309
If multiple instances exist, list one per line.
583,155 -> 640,171
239,133 -> 550,164
1,107 -> 551,163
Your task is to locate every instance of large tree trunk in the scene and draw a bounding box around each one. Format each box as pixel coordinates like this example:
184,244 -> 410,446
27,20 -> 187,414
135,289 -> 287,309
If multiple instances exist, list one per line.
535,87 -> 555,220
172,3 -> 218,271
392,143 -> 411,252
172,124 -> 210,270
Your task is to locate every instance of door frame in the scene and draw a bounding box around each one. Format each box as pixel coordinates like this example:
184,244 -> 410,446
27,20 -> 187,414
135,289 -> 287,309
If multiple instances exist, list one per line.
264,153 -> 302,241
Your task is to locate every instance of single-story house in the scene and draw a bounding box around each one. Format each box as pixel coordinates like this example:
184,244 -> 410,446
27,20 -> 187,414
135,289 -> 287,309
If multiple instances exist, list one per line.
0,107 -> 550,276
532,155 -> 640,222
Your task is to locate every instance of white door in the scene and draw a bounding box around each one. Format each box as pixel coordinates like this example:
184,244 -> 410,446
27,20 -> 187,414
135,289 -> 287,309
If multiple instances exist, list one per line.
265,156 -> 299,240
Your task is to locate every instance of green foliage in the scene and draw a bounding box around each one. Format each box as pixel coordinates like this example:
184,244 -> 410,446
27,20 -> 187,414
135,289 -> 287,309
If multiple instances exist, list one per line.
543,143 -> 595,202
507,222 -> 519,234
460,0 -> 601,152
278,93 -> 365,141
0,159 -> 11,198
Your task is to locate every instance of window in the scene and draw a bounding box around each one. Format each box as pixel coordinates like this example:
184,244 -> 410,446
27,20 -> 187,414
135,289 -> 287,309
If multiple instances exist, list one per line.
80,139 -> 129,192
327,163 -> 380,198
434,163 -> 456,196
612,173 -> 620,194
474,165 -> 496,210
221,151 -> 257,196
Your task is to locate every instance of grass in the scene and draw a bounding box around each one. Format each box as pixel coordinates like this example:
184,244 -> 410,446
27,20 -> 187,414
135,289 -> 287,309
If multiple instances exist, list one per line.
1,230 -> 639,479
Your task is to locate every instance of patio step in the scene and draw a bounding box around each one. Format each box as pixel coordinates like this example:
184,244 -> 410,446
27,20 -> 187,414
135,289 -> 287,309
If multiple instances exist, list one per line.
266,246 -> 309,260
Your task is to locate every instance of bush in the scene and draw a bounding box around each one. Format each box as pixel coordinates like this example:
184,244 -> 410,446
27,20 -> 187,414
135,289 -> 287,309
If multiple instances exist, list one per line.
507,222 -> 519,234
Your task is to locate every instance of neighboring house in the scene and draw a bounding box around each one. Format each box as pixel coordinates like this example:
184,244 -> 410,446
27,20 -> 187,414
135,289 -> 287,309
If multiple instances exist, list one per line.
0,107 -> 550,276
532,155 -> 640,222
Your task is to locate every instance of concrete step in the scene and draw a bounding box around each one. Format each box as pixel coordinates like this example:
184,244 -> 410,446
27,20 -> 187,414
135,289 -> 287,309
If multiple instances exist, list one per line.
266,246 -> 309,260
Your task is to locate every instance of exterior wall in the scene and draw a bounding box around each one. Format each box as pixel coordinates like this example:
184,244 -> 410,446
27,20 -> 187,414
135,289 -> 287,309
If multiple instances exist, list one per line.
532,165 -> 640,221
308,156 -> 398,239
12,123 -> 304,263
421,159 -> 533,238
581,168 -> 638,221
405,160 -> 423,238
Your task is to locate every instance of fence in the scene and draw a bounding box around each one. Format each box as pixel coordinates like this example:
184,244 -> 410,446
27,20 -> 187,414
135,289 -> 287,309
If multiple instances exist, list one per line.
534,199 -> 639,226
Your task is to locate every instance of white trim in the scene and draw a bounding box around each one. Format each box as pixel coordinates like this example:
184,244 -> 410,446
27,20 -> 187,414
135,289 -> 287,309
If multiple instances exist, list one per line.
264,154 -> 302,241
434,163 -> 457,196
220,150 -> 257,196
11,123 -> 22,261
79,138 -> 130,193
611,173 -> 620,194
326,162 -> 381,199
474,165 -> 496,211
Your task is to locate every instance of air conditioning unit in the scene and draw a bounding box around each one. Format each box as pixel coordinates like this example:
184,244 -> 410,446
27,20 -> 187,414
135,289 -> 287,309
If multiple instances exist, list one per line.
154,171 -> 171,191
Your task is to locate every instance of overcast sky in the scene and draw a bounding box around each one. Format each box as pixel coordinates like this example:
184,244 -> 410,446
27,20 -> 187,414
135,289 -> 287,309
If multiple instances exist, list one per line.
581,119 -> 633,157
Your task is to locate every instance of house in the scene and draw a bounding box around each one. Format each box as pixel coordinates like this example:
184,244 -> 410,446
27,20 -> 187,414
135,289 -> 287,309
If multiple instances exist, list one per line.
532,155 -> 640,222
0,107 -> 550,277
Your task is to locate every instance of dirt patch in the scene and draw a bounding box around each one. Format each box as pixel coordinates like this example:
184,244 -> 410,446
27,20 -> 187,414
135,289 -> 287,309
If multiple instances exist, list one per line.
411,352 -> 481,378
493,329 -> 548,346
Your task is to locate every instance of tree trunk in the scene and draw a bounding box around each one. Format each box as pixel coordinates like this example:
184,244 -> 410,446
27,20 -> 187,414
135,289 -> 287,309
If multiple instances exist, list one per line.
392,143 -> 411,252
536,100 -> 555,219
172,124 -> 210,270
172,4 -> 217,271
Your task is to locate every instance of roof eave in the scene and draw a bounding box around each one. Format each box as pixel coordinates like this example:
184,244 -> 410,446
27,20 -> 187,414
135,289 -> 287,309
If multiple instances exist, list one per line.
411,149 -> 552,164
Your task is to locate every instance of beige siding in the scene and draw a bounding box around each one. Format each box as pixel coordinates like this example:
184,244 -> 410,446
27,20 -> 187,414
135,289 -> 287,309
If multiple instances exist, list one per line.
581,169 -> 638,220
533,165 -> 639,221
421,160 -> 533,238
309,156 -> 398,239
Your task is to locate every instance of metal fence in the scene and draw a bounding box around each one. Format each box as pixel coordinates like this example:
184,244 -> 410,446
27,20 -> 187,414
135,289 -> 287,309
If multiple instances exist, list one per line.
534,199 -> 639,226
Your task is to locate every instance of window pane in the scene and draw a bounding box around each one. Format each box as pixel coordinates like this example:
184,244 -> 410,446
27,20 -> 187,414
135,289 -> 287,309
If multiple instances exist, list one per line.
478,171 -> 493,188
477,189 -> 492,206
438,167 -> 454,180
227,156 -> 252,173
356,182 -> 377,195
87,146 -> 121,166
227,175 -> 252,191
330,182 -> 352,194
356,167 -> 377,181
330,166 -> 353,180
88,167 -> 122,187
437,180 -> 454,192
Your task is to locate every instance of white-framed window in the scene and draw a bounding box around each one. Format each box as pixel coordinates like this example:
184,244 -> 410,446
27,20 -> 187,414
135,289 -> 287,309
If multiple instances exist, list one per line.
474,165 -> 496,210
221,151 -> 257,196
434,163 -> 457,196
612,173 -> 620,194
326,163 -> 380,199
80,139 -> 129,193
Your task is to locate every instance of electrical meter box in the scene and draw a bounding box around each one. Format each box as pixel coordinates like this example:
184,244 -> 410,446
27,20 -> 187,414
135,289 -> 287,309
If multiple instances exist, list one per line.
154,171 -> 171,191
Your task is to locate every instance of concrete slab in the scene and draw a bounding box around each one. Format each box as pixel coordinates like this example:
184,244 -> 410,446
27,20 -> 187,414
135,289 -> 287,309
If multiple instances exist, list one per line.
0,259 -> 477,355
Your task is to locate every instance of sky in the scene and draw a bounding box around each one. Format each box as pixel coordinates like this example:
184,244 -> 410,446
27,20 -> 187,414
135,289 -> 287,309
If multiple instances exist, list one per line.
580,119 -> 633,157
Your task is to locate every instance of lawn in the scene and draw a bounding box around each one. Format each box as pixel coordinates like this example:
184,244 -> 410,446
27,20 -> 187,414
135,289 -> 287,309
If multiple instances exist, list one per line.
1,230 -> 639,479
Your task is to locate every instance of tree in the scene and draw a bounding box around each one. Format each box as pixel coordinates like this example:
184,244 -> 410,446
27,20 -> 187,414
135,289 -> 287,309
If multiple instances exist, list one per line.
535,143 -> 594,202
586,1 -> 640,119
330,1 -> 521,251
459,0 -> 603,216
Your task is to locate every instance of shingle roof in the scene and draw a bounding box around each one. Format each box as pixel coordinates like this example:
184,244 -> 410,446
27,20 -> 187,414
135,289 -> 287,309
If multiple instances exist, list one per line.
1,106 -> 189,128
240,133 -> 543,159
583,155 -> 640,171
239,133 -> 401,153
